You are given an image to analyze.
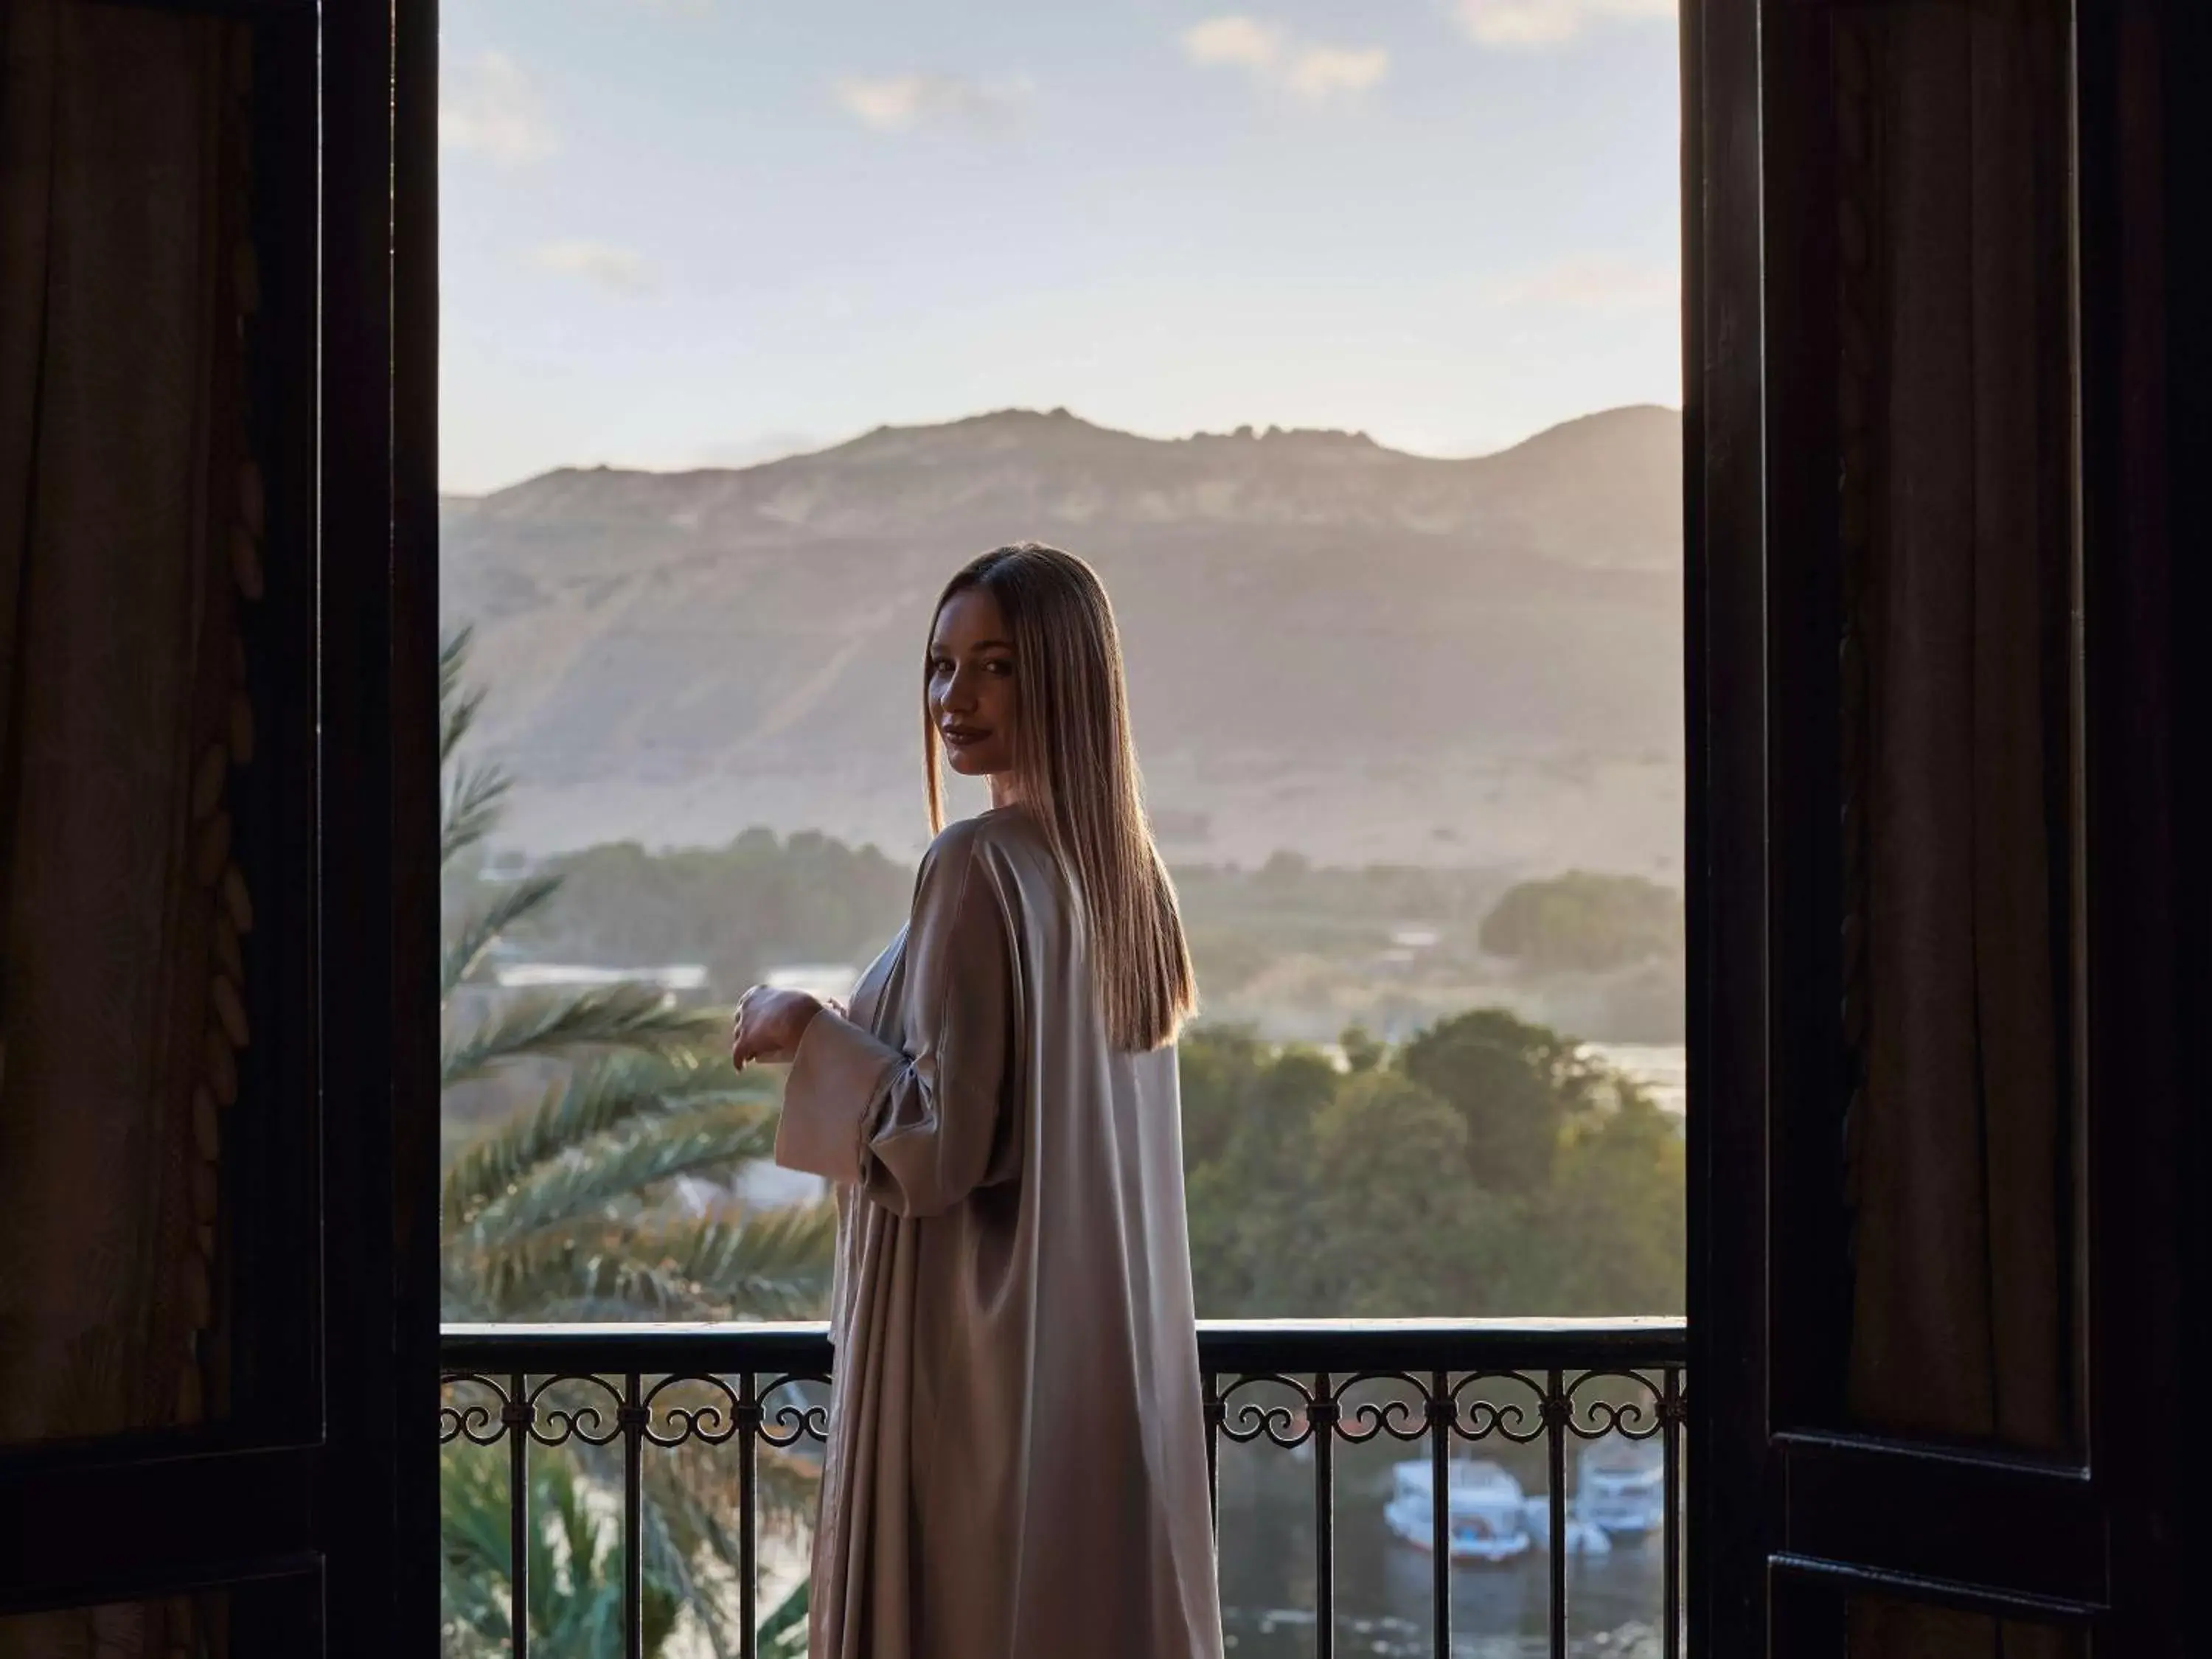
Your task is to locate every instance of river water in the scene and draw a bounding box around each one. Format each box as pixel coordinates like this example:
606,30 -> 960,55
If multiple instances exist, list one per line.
1214,1438 -> 1674,1659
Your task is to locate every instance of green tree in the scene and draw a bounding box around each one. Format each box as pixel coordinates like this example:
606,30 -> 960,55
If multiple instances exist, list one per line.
438,628 -> 832,1655
1180,1026 -> 1340,1315
1534,1091 -> 1687,1313
1336,1023 -> 1385,1074
509,828 -> 912,1004
1479,870 -> 1684,973
1179,1011 -> 1683,1321
1299,1069 -> 1502,1318
1400,1008 -> 1601,1194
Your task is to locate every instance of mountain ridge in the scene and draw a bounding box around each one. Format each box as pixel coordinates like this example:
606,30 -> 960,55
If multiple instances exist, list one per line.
445,402 -> 1678,504
444,404 -> 1680,573
440,403 -> 1684,872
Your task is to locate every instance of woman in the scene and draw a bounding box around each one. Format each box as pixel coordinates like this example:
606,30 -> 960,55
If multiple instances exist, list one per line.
728,543 -> 1225,1659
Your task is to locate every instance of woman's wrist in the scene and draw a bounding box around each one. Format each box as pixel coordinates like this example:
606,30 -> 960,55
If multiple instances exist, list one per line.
734,987 -> 834,1070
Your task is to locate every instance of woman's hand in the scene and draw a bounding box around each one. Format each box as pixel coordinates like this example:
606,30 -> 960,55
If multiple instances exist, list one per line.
729,986 -> 827,1071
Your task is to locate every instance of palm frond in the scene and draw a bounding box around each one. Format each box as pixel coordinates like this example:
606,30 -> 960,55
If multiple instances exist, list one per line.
449,1245 -> 661,1325
442,1439 -> 723,1659
644,1204 -> 839,1309
440,626 -> 481,759
440,1450 -> 518,1644
638,1463 -> 740,1659
454,1202 -> 835,1324
757,1579 -> 810,1659
443,1054 -> 773,1231
442,873 -> 566,996
439,625 -> 823,1655
441,625 -> 475,697
442,983 -> 719,1086
439,628 -> 507,865
442,759 -> 512,869
443,684 -> 488,768
456,1107 -> 782,1251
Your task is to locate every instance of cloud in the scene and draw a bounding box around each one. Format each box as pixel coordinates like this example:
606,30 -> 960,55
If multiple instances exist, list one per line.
1183,15 -> 1284,69
1456,0 -> 1675,49
1492,257 -> 1678,311
832,72 -> 1034,133
441,51 -> 557,164
532,241 -> 653,294
1180,15 -> 1390,105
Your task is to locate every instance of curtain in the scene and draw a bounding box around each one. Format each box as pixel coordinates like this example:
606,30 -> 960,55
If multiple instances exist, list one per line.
0,0 -> 254,1479
1837,2 -> 2076,1654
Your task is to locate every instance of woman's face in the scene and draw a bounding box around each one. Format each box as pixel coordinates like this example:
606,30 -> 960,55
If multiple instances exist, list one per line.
928,587 -> 1020,778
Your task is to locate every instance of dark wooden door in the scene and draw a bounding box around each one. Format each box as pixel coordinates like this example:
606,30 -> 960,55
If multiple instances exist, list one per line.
0,0 -> 438,1650
1686,0 -> 2208,1652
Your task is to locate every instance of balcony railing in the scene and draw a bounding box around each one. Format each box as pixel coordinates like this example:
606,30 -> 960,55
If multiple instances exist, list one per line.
441,1318 -> 1686,1659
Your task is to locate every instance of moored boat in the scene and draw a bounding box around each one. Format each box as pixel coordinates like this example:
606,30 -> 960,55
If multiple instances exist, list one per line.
1575,1433 -> 1666,1537
1382,1458 -> 1534,1564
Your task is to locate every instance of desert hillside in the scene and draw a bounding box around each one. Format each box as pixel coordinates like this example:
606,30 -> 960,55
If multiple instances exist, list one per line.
439,404 -> 1683,873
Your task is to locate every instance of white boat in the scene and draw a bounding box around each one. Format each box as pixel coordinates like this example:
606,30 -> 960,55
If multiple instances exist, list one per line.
1575,1434 -> 1667,1538
1520,1495 -> 1613,1556
1383,1458 -> 1534,1564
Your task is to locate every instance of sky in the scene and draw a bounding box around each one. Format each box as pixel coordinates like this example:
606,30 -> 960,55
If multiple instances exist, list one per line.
439,0 -> 1682,495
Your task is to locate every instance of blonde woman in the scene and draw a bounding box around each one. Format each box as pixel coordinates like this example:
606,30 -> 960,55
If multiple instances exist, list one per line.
729,543 -> 1224,1659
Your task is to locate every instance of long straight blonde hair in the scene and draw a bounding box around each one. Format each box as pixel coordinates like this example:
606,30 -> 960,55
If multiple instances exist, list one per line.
922,543 -> 1197,1051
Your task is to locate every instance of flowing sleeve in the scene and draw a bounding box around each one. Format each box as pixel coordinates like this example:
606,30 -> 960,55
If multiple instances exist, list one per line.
773,825 -> 1019,1218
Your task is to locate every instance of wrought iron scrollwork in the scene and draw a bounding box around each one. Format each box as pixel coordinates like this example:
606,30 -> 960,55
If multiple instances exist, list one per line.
641,1372 -> 745,1447
1561,1367 -> 1667,1441
438,1371 -> 509,1446
1212,1371 -> 1315,1450
1201,1363 -> 1684,1450
759,1372 -> 831,1447
439,1367 -> 834,1451
1328,1371 -> 1430,1445
440,1326 -> 1683,1659
1447,1368 -> 1550,1444
523,1373 -> 626,1447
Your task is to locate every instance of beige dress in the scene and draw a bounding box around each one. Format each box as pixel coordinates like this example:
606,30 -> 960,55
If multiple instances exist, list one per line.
773,805 -> 1223,1659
